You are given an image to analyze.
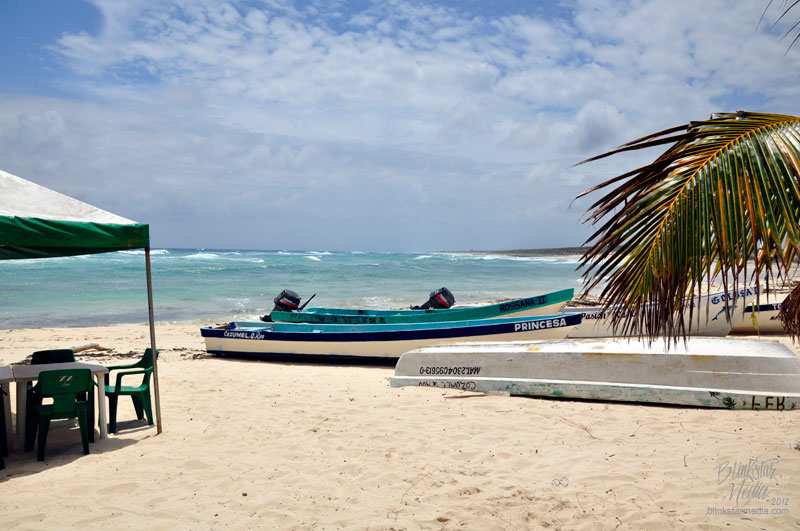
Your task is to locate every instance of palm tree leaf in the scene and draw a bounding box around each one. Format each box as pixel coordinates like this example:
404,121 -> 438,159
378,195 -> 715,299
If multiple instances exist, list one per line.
775,0 -> 800,27
761,0 -> 800,52
779,282 -> 800,335
577,111 -> 800,339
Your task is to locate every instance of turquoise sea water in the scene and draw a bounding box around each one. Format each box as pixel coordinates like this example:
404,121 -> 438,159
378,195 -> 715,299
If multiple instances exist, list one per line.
0,249 -> 583,328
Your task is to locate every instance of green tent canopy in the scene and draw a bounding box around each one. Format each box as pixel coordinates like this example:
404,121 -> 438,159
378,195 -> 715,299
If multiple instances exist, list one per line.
0,169 -> 149,259
0,168 -> 162,433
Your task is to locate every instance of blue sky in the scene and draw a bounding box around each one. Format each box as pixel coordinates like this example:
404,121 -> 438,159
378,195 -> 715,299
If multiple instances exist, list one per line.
1,1 -> 99,93
1,0 -> 799,251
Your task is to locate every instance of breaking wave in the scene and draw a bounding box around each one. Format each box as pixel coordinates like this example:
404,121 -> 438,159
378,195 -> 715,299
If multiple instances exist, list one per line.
436,252 -> 580,265
118,249 -> 170,256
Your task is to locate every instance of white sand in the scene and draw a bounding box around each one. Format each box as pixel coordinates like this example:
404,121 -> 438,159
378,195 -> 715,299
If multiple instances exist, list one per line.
0,323 -> 799,530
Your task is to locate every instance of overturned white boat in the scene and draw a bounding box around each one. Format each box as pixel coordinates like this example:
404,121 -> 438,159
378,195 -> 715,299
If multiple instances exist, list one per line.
390,338 -> 800,409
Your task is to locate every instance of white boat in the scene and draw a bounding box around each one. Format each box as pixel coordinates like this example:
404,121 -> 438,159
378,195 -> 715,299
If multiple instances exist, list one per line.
390,338 -> 800,409
729,288 -> 788,333
201,313 -> 582,360
566,286 -> 771,338
730,303 -> 785,333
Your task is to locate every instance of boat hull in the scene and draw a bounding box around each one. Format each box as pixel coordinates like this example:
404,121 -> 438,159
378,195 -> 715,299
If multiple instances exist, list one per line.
271,289 -> 574,325
202,314 -> 581,359
730,302 -> 785,334
390,338 -> 800,409
566,307 -> 732,337
566,287 -> 771,338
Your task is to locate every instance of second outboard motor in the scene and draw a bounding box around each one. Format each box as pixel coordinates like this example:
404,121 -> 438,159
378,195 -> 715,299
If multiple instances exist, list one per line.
273,289 -> 302,312
411,287 -> 455,310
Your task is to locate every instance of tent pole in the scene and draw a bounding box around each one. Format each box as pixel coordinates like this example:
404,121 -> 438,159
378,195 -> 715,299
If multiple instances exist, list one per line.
145,247 -> 163,434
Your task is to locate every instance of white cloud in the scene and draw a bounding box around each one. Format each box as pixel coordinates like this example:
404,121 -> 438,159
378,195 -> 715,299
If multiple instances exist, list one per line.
1,0 -> 798,250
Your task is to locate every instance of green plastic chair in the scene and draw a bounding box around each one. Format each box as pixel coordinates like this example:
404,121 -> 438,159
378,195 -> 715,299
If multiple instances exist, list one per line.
25,348 -> 96,449
35,369 -> 93,462
104,349 -> 156,433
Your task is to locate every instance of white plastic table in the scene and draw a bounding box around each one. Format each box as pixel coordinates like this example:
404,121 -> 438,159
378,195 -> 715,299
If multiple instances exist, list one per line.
12,362 -> 110,446
0,366 -> 12,450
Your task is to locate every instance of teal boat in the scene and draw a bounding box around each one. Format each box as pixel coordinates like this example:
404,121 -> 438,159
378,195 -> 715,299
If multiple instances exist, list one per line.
270,288 -> 574,324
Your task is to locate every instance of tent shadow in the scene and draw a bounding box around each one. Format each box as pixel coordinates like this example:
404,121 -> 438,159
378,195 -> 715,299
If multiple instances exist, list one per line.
0,420 -> 147,480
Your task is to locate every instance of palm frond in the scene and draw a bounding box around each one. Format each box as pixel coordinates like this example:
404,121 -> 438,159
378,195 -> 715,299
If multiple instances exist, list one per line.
779,282 -> 800,335
760,0 -> 800,52
577,111 -> 800,340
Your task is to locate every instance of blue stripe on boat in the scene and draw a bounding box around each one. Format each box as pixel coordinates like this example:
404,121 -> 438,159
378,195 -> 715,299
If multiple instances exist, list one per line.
744,303 -> 782,313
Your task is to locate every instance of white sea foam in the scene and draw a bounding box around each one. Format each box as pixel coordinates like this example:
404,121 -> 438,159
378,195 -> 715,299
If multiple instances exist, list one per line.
435,252 -> 580,264
184,252 -> 264,263
478,254 -> 545,262
305,255 -> 322,261
230,258 -> 265,263
225,297 -> 252,311
413,255 -> 433,260
357,296 -> 409,308
277,250 -> 333,256
2,254 -> 89,265
119,249 -> 170,256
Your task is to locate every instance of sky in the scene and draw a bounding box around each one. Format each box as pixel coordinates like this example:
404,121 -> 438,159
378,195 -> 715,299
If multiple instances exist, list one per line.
1,0 -> 799,251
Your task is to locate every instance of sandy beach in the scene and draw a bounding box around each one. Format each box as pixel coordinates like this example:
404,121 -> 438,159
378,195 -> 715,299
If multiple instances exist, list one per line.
5,0 -> 800,529
0,323 -> 797,530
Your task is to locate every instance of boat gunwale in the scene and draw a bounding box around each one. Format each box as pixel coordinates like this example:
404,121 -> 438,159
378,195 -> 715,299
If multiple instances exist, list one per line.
271,288 -> 575,323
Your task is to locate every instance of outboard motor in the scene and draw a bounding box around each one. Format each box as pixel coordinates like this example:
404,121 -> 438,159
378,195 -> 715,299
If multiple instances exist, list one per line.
261,289 -> 303,322
273,289 -> 302,312
411,287 -> 455,310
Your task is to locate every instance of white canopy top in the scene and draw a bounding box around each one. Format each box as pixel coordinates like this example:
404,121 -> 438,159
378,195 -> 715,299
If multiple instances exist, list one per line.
0,168 -> 135,224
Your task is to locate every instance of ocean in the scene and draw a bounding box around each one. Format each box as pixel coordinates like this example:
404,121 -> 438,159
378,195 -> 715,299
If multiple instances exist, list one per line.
0,249 -> 584,328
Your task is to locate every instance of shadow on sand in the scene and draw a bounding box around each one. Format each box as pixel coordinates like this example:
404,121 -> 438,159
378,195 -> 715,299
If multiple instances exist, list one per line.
1,416 -> 153,480
212,351 -> 398,368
